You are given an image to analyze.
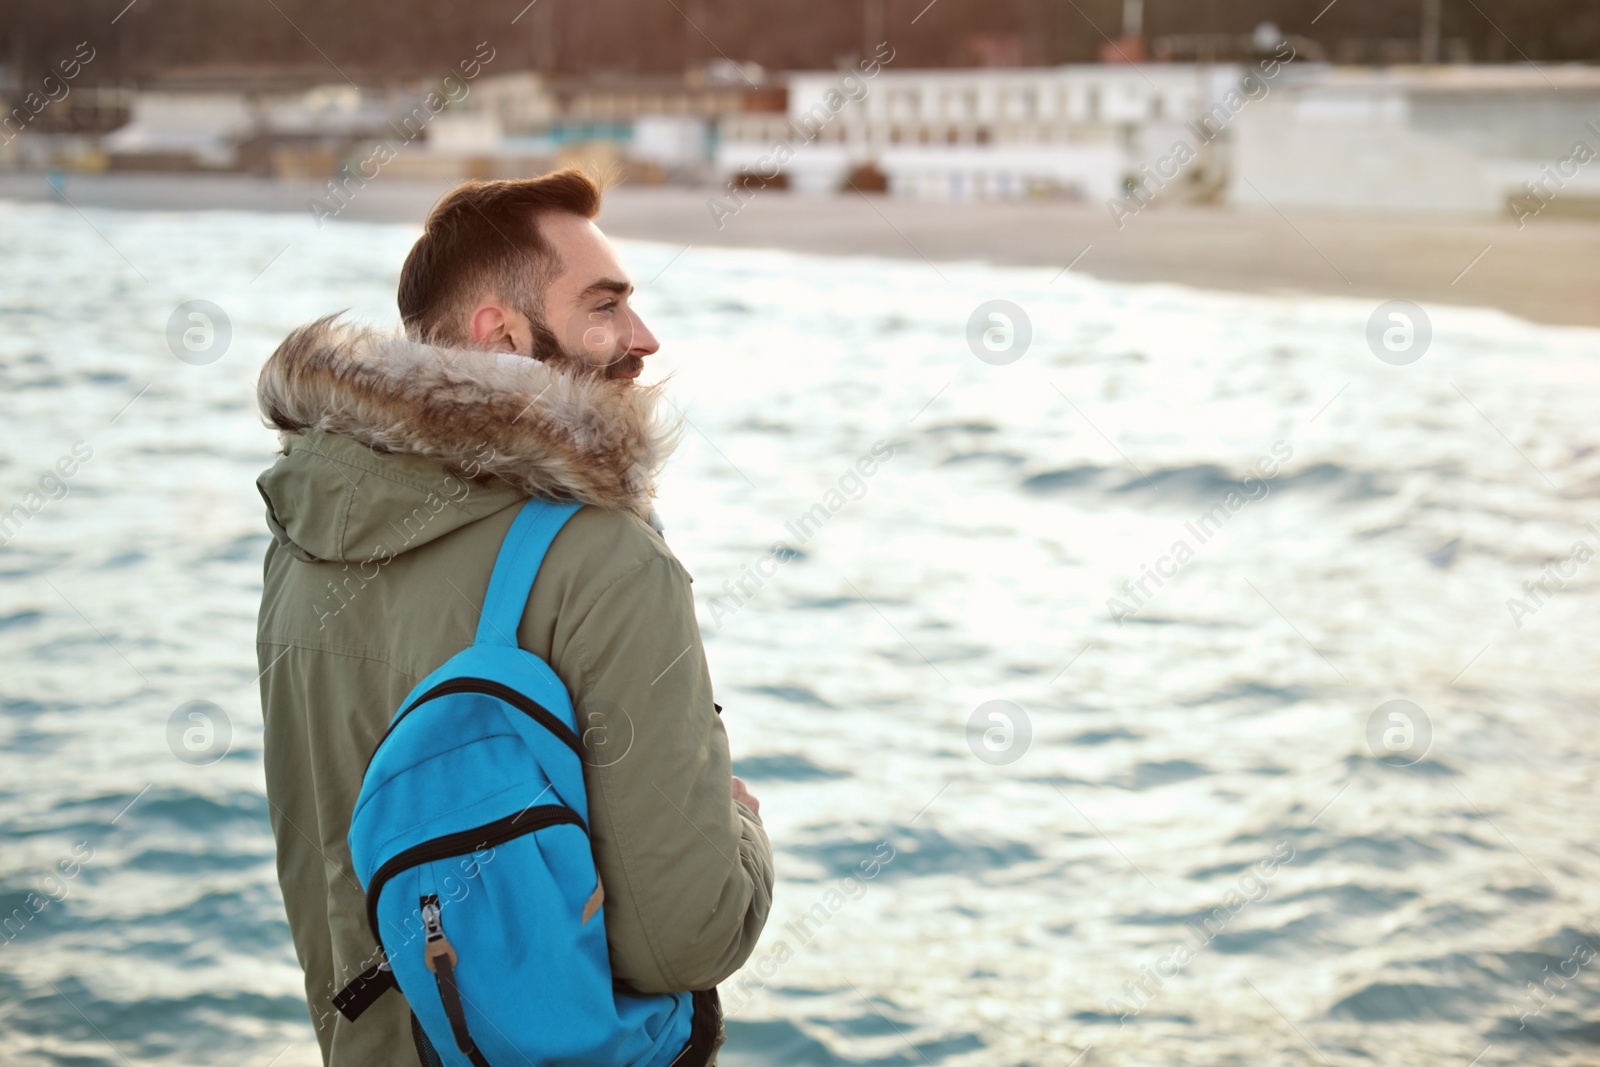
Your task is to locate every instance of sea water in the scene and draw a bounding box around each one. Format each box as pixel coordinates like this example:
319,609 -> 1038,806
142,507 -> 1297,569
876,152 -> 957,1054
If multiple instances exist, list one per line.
1,197 -> 1598,1066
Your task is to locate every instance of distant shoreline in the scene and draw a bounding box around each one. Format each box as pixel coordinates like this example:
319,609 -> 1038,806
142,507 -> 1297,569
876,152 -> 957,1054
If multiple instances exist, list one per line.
3,170 -> 1596,328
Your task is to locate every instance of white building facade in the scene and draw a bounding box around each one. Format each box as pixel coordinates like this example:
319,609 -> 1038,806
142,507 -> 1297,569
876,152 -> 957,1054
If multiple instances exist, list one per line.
1227,65 -> 1600,215
716,65 -> 1245,202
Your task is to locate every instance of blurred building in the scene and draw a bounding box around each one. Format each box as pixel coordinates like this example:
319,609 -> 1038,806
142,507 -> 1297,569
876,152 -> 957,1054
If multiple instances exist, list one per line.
102,91 -> 255,169
1228,65 -> 1600,216
716,65 -> 1246,202
47,69 -> 407,175
6,54 -> 1599,225
0,87 -> 129,171
459,64 -> 782,181
5,62 -> 783,183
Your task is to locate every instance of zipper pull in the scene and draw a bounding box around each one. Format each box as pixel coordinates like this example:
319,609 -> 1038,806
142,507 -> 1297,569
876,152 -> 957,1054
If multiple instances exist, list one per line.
420,895 -> 458,973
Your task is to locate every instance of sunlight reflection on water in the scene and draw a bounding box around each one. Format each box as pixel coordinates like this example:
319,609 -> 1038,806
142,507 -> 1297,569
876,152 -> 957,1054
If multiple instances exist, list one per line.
1,198 -> 1598,1066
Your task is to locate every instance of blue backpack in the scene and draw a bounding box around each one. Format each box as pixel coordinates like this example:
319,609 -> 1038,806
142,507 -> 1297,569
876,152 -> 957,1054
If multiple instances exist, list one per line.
331,498 -> 719,1067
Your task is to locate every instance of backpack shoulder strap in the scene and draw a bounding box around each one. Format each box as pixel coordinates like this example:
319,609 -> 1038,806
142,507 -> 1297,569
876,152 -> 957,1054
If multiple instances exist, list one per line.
475,498 -> 583,648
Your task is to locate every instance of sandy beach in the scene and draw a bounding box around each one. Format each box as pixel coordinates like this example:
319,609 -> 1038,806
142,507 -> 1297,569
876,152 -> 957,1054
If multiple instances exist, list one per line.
2,170 -> 1596,328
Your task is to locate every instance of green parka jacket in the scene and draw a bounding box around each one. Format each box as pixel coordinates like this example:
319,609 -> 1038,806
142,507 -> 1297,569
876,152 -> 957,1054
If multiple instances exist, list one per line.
254,318 -> 773,1065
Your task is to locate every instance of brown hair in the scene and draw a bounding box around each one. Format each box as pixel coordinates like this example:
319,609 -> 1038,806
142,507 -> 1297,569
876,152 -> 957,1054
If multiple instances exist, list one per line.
397,168 -> 602,345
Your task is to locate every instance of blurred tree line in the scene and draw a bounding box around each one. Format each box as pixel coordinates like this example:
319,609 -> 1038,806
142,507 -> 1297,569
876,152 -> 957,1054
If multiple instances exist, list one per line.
2,0 -> 1596,87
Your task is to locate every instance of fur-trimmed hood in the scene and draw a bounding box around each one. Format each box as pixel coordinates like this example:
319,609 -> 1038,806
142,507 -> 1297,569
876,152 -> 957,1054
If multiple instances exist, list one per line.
257,316 -> 678,526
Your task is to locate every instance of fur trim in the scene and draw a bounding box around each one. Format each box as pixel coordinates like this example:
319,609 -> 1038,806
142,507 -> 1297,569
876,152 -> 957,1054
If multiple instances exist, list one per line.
257,315 -> 679,521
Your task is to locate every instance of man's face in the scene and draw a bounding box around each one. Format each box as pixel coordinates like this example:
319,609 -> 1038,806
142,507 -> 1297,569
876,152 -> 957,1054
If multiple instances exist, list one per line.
465,212 -> 659,382
464,211 -> 656,382
538,213 -> 658,380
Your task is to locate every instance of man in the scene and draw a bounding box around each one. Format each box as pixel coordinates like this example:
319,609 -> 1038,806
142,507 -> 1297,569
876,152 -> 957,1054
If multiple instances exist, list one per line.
255,168 -> 772,1065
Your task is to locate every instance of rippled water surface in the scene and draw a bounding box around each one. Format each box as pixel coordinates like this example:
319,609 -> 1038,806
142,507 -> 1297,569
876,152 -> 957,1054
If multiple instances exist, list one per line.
2,196 -> 1599,1066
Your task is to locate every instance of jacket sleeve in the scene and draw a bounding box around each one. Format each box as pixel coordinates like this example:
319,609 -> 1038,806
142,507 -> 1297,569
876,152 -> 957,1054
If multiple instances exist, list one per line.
563,552 -> 774,994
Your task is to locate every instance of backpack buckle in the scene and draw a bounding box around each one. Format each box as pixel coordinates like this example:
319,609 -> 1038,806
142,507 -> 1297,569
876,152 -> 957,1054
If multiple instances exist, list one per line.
331,958 -> 399,1022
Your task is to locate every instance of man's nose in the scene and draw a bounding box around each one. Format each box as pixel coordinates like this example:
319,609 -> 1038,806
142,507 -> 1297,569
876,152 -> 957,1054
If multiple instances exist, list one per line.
626,309 -> 659,356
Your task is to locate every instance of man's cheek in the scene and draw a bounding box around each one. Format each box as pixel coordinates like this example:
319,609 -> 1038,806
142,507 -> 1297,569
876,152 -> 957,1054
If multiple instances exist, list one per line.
580,314 -> 610,354
561,308 -> 602,360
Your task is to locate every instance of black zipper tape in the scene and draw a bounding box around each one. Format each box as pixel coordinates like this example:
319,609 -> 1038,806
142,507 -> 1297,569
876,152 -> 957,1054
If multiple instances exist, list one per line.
365,677 -> 585,777
366,805 -> 586,947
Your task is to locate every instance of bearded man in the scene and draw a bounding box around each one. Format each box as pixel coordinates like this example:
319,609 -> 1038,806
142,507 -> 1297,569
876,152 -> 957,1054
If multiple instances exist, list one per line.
254,169 -> 772,1066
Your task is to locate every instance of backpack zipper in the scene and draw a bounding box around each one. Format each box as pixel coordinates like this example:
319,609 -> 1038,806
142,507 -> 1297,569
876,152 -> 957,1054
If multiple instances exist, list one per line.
365,804 -> 586,946
365,677 -> 585,778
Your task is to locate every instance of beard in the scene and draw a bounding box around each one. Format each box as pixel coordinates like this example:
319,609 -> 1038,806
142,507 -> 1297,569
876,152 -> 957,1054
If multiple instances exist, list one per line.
526,312 -> 641,381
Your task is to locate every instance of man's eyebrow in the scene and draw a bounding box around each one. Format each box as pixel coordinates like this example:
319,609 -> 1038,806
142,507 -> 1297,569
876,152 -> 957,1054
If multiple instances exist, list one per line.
577,277 -> 632,300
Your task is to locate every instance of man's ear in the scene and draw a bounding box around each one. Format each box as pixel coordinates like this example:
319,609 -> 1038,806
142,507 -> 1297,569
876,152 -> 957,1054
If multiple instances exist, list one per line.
467,302 -> 531,354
